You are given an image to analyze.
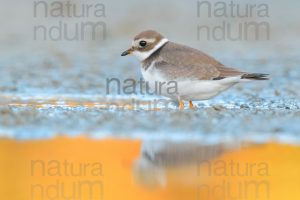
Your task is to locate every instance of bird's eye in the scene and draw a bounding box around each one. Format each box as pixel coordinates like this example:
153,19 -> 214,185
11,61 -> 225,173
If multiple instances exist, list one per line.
139,41 -> 147,47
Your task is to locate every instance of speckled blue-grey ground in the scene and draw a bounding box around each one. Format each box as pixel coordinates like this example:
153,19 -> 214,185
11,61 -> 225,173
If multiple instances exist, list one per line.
0,0 -> 299,143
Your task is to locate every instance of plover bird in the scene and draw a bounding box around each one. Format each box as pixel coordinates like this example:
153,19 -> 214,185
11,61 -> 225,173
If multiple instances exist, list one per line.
121,30 -> 268,109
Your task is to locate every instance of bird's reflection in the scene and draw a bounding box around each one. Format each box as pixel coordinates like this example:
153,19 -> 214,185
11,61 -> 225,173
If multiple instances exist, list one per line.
133,140 -> 240,188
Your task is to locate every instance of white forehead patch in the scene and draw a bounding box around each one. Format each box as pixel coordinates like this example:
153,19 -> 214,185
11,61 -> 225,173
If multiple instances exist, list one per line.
132,38 -> 169,61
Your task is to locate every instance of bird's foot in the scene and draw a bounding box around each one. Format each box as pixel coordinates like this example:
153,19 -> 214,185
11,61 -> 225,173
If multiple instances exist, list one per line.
189,101 -> 194,109
179,100 -> 184,110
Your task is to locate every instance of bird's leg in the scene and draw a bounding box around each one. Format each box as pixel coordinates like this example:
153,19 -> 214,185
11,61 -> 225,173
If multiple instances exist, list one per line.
189,101 -> 194,109
179,100 -> 184,110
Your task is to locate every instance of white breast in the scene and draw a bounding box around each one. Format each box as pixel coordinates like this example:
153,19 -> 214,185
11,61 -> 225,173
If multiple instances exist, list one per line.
141,62 -> 171,97
141,62 -> 160,83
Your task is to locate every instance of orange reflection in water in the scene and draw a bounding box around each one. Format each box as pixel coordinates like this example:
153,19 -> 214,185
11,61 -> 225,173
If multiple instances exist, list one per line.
0,137 -> 299,200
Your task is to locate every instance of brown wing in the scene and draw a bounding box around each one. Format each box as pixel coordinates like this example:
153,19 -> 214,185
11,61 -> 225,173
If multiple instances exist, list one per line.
154,42 -> 244,80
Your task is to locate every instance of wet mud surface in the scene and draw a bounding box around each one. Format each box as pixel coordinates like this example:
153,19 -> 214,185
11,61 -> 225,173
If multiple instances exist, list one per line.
0,0 -> 299,142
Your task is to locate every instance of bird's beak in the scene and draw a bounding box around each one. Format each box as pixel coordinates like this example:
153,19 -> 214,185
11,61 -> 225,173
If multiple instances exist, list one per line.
121,47 -> 134,56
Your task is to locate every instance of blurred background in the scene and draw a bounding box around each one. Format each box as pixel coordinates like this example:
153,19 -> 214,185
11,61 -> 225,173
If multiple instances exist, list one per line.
0,0 -> 299,138
0,0 -> 300,199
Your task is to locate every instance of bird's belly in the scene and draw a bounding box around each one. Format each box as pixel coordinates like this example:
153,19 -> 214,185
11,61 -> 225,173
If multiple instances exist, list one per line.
141,66 -> 238,100
176,80 -> 226,100
177,78 -> 239,100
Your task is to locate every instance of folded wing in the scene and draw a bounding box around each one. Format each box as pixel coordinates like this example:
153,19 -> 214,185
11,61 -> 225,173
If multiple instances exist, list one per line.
155,42 -> 245,80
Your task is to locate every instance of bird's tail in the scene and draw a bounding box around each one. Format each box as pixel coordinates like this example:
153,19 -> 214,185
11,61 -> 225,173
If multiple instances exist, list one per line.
241,73 -> 269,80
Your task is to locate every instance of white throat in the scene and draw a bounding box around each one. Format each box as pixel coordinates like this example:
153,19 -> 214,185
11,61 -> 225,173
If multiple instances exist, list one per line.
132,38 -> 169,61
